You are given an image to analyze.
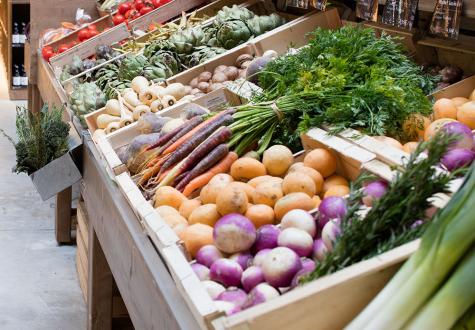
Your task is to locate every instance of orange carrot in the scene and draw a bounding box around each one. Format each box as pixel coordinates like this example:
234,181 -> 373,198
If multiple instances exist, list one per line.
182,152 -> 238,197
162,110 -> 231,156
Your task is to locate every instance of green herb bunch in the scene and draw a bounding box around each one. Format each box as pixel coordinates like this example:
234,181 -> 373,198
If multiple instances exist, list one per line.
257,25 -> 437,142
12,105 -> 70,175
302,132 -> 457,283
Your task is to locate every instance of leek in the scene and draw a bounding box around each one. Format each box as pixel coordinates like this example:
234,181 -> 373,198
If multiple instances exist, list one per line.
405,247 -> 475,329
347,164 -> 475,330
452,304 -> 475,330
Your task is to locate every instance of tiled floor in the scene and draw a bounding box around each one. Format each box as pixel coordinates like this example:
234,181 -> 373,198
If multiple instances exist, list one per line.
0,50 -> 86,329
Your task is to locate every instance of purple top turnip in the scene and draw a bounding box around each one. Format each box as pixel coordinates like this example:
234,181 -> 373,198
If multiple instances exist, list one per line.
312,239 -> 328,261
196,245 -> 223,268
318,196 -> 347,230
242,283 -> 280,309
442,122 -> 474,150
241,266 -> 265,292
210,259 -> 243,287
217,287 -> 248,307
229,252 -> 253,270
191,263 -> 210,281
281,209 -> 317,237
277,228 -> 313,257
252,225 -> 280,252
213,214 -> 257,254
441,148 -> 475,171
362,180 -> 388,207
261,247 -> 302,288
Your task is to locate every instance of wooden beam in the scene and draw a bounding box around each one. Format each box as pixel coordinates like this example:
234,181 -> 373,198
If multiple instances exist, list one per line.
55,186 -> 72,244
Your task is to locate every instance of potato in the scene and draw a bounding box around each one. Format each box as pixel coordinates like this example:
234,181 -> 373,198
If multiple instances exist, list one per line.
229,182 -> 255,201
322,175 -> 349,194
216,185 -> 249,215
245,204 -> 275,228
189,204 -> 221,226
274,192 -> 314,220
155,205 -> 180,218
304,148 -> 337,177
230,158 -> 267,181
324,185 -> 350,198
248,175 -> 281,188
294,166 -> 324,194
163,213 -> 188,229
200,174 -> 234,204
179,199 -> 202,220
154,187 -> 186,209
181,224 -> 214,257
312,195 -> 321,208
252,181 -> 283,207
288,162 -> 305,173
282,172 -> 316,197
262,145 -> 294,176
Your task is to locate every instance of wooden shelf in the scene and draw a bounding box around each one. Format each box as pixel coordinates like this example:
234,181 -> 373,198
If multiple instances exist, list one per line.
378,0 -> 475,19
9,87 -> 27,100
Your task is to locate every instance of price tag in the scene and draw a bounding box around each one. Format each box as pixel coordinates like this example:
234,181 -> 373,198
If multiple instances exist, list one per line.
356,0 -> 379,22
382,0 -> 419,30
429,0 -> 463,39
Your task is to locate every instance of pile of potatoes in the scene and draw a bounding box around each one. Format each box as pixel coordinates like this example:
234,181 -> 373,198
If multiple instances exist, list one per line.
151,144 -> 351,256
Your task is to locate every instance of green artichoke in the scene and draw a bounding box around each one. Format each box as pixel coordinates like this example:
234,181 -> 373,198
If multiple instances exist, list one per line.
216,19 -> 252,49
143,40 -> 176,59
69,82 -> 106,127
186,46 -> 227,67
247,14 -> 286,36
70,55 -> 83,75
214,5 -> 255,26
118,54 -> 148,81
143,64 -> 170,83
149,50 -> 181,74
169,27 -> 206,54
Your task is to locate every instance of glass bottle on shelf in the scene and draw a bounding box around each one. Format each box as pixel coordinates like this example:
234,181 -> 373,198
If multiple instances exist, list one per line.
21,65 -> 28,86
19,23 -> 26,44
12,22 -> 20,44
13,65 -> 21,87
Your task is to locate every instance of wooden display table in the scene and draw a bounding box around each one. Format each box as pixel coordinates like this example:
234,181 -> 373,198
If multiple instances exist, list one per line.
82,136 -> 201,330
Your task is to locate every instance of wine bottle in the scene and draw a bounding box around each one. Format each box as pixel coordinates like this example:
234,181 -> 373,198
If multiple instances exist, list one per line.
13,65 -> 21,87
12,22 -> 20,44
19,22 -> 26,44
21,65 -> 28,86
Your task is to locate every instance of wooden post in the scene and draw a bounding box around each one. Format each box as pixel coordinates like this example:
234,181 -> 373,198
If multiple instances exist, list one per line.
87,225 -> 113,330
27,84 -> 42,113
55,186 -> 72,244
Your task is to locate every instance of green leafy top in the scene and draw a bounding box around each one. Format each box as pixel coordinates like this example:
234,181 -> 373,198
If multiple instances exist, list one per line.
12,105 -> 70,175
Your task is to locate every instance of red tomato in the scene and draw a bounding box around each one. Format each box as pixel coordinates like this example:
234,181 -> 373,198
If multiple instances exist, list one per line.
113,13 -> 126,25
151,0 -> 161,8
41,46 -> 53,57
139,5 -> 153,15
134,0 -> 144,11
126,9 -> 140,20
58,44 -> 70,53
69,41 -> 79,47
77,29 -> 90,42
161,0 -> 171,4
42,49 -> 56,61
88,29 -> 99,38
88,24 -> 97,31
118,2 -> 132,14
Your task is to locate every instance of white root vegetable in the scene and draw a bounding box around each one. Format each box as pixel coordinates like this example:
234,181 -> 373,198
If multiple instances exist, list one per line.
96,114 -> 120,129
161,95 -> 176,108
153,85 -> 168,98
139,87 -> 159,106
131,76 -> 149,94
123,90 -> 141,107
180,95 -> 195,103
161,118 -> 185,134
133,105 -> 151,121
105,121 -> 121,134
150,99 -> 164,112
104,99 -> 121,116
117,94 -> 134,127
164,83 -> 186,100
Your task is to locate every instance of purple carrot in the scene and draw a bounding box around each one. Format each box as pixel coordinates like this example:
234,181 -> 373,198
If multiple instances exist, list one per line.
172,170 -> 190,187
146,116 -> 203,151
157,115 -> 233,176
175,144 -> 229,191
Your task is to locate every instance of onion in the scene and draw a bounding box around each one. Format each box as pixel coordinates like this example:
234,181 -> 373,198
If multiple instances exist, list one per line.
318,196 -> 347,230
261,247 -> 302,288
243,283 -> 280,309
210,259 -> 243,287
321,220 -> 342,251
277,228 -> 313,257
253,249 -> 272,267
290,267 -> 313,288
213,214 -> 257,254
229,252 -> 252,270
362,180 -> 388,207
281,209 -> 317,237
217,287 -> 247,307
202,280 -> 225,299
191,263 -> 210,281
253,225 -> 280,252
241,266 -> 265,292
196,245 -> 223,268
312,239 -> 328,261
441,122 -> 474,150
214,300 -> 241,316
441,148 -> 475,171
301,258 -> 316,272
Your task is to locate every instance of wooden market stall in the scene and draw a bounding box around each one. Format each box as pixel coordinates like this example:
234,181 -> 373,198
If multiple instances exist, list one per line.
28,0 -> 475,328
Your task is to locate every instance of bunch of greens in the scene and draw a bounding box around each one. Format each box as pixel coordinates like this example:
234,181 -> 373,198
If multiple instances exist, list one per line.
302,131 -> 456,283
255,25 -> 436,142
9,105 -> 70,175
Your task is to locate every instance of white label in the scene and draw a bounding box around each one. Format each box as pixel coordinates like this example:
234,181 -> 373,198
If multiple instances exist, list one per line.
12,34 -> 19,44
18,34 -> 26,44
13,76 -> 21,86
21,76 -> 28,86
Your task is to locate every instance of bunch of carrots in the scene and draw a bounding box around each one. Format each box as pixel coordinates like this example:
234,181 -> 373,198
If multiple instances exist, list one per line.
134,110 -> 239,197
